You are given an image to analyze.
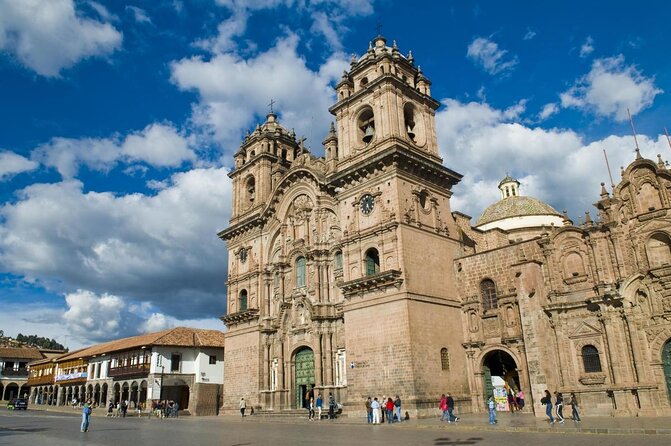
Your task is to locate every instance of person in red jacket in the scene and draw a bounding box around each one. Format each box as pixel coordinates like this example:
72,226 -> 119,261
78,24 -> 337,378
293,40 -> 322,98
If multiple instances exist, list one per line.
385,397 -> 395,424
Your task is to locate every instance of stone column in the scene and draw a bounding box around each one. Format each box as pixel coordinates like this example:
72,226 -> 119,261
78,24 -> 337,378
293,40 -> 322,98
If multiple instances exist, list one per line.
315,332 -> 323,387
262,339 -> 270,390
325,330 -> 334,385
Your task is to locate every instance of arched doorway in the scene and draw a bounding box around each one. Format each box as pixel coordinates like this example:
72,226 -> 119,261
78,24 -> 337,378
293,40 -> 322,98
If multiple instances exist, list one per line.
294,347 -> 315,409
121,382 -> 129,402
482,350 -> 519,411
113,383 -> 121,403
101,383 -> 108,405
4,383 -> 19,401
663,339 -> 671,403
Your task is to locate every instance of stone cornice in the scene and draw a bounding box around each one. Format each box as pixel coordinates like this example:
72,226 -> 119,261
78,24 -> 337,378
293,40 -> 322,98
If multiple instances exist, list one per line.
220,308 -> 260,326
340,269 -> 403,298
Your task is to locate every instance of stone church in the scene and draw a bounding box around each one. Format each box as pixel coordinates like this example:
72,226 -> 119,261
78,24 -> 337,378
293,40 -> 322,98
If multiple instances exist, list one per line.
219,35 -> 671,417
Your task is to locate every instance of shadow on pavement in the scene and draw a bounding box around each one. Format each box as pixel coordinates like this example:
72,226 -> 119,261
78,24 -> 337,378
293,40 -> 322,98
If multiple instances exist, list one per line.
434,437 -> 483,446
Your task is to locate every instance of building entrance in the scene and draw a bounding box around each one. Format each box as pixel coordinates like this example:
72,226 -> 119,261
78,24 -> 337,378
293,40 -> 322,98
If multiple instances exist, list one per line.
294,347 -> 314,409
482,350 -> 519,411
663,339 -> 671,402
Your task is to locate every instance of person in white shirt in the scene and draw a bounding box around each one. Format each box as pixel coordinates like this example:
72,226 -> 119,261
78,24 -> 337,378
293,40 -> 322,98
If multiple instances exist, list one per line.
370,397 -> 381,424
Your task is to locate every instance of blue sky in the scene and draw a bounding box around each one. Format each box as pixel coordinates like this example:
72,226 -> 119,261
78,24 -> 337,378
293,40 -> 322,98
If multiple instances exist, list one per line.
1,0 -> 670,349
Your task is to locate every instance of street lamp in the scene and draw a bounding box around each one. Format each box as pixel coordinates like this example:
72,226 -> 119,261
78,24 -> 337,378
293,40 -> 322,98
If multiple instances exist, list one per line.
156,356 -> 164,401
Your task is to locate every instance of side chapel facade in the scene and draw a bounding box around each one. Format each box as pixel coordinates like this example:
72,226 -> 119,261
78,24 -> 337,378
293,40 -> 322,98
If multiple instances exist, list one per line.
219,35 -> 671,417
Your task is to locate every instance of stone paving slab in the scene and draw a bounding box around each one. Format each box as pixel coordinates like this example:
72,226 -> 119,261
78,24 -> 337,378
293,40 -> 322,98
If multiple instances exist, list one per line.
23,405 -> 671,435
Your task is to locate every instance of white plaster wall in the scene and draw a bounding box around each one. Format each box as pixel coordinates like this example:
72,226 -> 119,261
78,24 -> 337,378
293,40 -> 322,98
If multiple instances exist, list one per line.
194,348 -> 224,384
477,214 -> 565,232
151,347 -> 223,382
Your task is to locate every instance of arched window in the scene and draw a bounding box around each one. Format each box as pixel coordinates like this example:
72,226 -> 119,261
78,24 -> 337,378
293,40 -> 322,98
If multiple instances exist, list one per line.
364,248 -> 380,276
245,176 -> 256,207
647,233 -> 671,268
357,107 -> 375,145
334,251 -> 343,270
440,348 -> 450,371
480,279 -> 498,310
296,257 -> 306,287
239,290 -> 248,311
581,345 -> 602,373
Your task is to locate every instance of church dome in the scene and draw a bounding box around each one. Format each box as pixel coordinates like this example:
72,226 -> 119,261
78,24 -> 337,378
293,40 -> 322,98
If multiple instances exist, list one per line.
475,176 -> 565,231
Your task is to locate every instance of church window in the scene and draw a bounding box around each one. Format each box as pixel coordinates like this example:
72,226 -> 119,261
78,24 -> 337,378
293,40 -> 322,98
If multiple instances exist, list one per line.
334,251 -> 343,270
170,354 -> 181,372
440,348 -> 450,371
581,345 -> 602,373
646,233 -> 671,268
360,77 -> 368,87
239,289 -> 248,311
296,257 -> 306,287
480,279 -> 498,310
364,248 -> 380,276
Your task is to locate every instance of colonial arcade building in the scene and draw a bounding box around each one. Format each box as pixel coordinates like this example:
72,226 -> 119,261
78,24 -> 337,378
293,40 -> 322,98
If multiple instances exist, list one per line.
219,34 -> 671,418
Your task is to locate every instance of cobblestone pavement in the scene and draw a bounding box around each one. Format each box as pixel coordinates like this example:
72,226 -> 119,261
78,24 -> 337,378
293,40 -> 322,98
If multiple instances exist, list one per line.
2,409 -> 671,446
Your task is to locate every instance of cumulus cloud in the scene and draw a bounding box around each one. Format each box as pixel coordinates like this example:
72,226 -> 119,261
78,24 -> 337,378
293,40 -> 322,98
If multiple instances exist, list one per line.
579,36 -> 594,58
435,99 -> 669,222
206,0 -> 374,52
126,5 -> 151,24
0,167 -> 231,320
31,123 -> 195,179
538,103 -> 559,121
0,151 -> 39,181
0,0 -> 122,77
467,37 -> 518,75
171,33 -> 347,153
560,55 -> 663,121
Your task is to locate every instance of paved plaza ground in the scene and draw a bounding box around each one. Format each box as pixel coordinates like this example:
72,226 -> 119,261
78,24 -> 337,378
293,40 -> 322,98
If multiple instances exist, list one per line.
1,408 -> 670,446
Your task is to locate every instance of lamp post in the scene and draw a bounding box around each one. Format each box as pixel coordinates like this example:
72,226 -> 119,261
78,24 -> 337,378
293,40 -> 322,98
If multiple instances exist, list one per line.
156,356 -> 164,402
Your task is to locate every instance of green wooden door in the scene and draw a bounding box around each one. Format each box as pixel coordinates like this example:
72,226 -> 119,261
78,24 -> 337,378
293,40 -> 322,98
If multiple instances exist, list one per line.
663,340 -> 671,403
295,348 -> 314,408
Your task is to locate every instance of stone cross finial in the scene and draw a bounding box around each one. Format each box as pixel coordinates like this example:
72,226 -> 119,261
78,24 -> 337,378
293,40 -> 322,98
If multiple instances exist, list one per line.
268,98 -> 276,114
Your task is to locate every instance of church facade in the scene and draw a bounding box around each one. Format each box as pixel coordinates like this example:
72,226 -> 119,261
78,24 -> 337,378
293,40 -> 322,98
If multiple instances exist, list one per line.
219,35 -> 671,417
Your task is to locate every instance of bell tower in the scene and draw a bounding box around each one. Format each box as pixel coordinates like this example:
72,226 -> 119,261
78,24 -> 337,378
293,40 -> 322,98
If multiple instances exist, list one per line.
330,35 -> 442,169
229,112 -> 300,224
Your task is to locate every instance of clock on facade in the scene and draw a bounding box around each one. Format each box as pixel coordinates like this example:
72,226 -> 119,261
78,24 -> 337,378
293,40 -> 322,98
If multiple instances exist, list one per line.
360,194 -> 375,215
239,247 -> 247,263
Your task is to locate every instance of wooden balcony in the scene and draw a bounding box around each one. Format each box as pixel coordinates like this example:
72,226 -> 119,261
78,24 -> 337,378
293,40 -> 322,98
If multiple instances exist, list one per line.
107,363 -> 150,378
27,375 -> 55,386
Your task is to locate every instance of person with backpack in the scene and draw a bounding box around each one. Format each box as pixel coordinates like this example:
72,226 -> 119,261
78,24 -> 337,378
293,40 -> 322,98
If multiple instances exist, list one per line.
394,395 -> 402,423
541,390 -> 554,424
80,401 -> 92,432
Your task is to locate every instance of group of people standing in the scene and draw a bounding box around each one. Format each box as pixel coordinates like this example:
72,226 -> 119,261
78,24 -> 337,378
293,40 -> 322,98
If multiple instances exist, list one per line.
365,395 -> 402,424
305,391 -> 337,420
541,390 -> 581,424
439,393 -> 460,422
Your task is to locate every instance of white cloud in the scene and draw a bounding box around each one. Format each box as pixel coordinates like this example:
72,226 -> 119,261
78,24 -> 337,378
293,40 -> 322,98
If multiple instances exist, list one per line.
523,29 -> 536,40
560,55 -> 663,121
171,33 -> 347,152
579,36 -> 594,57
435,99 -> 669,222
126,5 -> 152,24
467,37 -> 518,76
0,167 -> 232,320
538,102 -> 559,120
31,123 -> 195,179
0,0 -> 122,77
0,151 -> 39,181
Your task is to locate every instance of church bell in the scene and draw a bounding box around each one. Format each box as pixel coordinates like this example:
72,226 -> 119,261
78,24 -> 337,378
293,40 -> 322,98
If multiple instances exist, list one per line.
362,124 -> 374,144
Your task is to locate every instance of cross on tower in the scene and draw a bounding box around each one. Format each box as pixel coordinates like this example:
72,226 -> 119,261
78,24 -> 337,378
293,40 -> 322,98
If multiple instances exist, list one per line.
268,99 -> 276,114
375,21 -> 382,36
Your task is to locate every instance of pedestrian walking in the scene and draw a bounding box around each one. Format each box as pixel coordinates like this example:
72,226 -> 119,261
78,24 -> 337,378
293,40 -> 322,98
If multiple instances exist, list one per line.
316,394 -> 323,420
487,395 -> 497,425
554,391 -> 564,423
239,397 -> 246,417
517,389 -> 525,411
371,397 -> 381,424
394,395 -> 402,423
308,397 -> 315,421
80,401 -> 92,432
447,393 -> 459,422
439,394 -> 448,421
106,401 -> 114,417
569,393 -> 581,422
541,390 -> 554,424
